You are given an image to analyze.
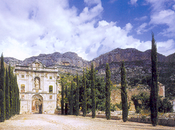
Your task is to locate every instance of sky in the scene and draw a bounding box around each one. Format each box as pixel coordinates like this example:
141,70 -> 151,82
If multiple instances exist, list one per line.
0,0 -> 175,61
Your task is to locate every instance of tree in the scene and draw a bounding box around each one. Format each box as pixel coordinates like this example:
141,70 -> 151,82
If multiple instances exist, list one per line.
121,61 -> 128,122
91,63 -> 96,118
105,63 -> 111,120
65,85 -> 68,115
61,76 -> 65,115
75,74 -> 79,116
70,81 -> 74,115
0,53 -> 6,122
150,33 -> 158,126
5,68 -> 10,119
82,69 -> 87,117
9,65 -> 14,117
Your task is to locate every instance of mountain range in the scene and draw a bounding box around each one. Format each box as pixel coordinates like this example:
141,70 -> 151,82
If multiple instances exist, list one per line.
4,48 -> 175,68
4,48 -> 175,98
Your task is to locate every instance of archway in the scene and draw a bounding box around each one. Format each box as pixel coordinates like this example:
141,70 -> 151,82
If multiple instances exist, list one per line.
32,95 -> 43,114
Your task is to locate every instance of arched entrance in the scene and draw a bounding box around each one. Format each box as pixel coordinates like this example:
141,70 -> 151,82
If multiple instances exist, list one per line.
32,95 -> 43,114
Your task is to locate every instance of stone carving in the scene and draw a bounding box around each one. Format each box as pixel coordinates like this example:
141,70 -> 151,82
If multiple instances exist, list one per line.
34,77 -> 40,89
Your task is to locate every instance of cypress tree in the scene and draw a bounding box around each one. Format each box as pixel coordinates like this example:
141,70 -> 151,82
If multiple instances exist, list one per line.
82,69 -> 87,117
12,75 -> 16,115
5,68 -> 10,119
65,85 -> 68,115
121,61 -> 128,122
9,65 -> 14,117
91,63 -> 96,118
0,53 -> 6,122
61,76 -> 64,115
70,81 -> 74,115
75,74 -> 79,116
105,63 -> 111,120
150,33 -> 158,126
16,75 -> 20,115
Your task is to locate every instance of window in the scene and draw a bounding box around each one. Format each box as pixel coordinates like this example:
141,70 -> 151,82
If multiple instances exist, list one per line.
21,85 -> 25,92
49,85 -> 53,93
49,95 -> 52,99
21,75 -> 24,78
49,76 -> 52,79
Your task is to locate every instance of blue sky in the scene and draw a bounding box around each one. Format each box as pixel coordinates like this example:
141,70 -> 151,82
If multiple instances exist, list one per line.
0,0 -> 175,61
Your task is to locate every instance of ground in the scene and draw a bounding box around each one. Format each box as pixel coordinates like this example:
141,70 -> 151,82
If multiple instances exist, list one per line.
0,114 -> 174,130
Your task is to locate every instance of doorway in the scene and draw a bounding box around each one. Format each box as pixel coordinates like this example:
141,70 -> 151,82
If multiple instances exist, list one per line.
32,95 -> 43,114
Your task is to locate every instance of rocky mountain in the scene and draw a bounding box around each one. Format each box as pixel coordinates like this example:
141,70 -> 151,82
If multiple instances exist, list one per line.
6,52 -> 89,68
4,57 -> 22,67
3,48 -> 175,98
92,48 -> 166,68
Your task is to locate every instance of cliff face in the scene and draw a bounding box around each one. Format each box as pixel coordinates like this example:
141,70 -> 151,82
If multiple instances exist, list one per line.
21,52 -> 89,68
92,48 -> 166,68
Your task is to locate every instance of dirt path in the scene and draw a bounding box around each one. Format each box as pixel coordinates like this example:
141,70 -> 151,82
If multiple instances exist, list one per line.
0,114 -> 175,130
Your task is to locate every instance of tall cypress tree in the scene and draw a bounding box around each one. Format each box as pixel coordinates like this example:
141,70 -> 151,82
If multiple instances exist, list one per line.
91,63 -> 96,118
5,68 -> 10,119
121,61 -> 128,122
75,74 -> 79,116
61,76 -> 65,115
150,33 -> 158,126
16,75 -> 20,115
9,65 -> 13,117
0,53 -> 6,122
65,85 -> 68,115
70,81 -> 74,115
82,69 -> 87,117
105,63 -> 111,120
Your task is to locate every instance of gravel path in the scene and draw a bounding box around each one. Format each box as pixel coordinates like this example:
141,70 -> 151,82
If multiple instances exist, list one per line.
0,114 -> 175,130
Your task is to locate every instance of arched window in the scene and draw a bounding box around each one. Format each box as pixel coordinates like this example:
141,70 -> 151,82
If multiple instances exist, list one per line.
49,85 -> 53,93
21,84 -> 25,92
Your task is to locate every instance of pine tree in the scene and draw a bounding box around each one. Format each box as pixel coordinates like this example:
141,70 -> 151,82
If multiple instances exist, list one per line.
70,81 -> 74,115
121,61 -> 128,122
91,63 -> 96,118
105,63 -> 111,120
82,69 -> 87,117
61,76 -> 65,115
5,68 -> 10,119
0,53 -> 6,122
150,33 -> 158,126
75,74 -> 79,116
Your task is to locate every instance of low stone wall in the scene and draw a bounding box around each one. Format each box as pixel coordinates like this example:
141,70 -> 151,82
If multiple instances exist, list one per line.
84,114 -> 121,120
129,117 -> 175,127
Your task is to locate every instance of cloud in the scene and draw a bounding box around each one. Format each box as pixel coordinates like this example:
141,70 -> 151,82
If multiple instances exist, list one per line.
157,39 -> 175,56
146,0 -> 175,37
136,23 -> 147,34
173,5 -> 175,10
84,0 -> 101,6
124,23 -> 133,33
0,0 -> 174,61
150,9 -> 175,37
130,0 -> 138,5
134,16 -> 148,21
109,0 -> 117,3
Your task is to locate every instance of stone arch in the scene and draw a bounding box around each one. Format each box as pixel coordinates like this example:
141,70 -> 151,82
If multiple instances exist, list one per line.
32,94 -> 43,114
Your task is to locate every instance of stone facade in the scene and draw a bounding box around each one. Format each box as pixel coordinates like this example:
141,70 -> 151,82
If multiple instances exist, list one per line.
14,60 -> 60,114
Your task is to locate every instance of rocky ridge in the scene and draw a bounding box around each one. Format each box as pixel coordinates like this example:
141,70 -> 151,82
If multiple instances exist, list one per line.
4,48 -> 175,98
